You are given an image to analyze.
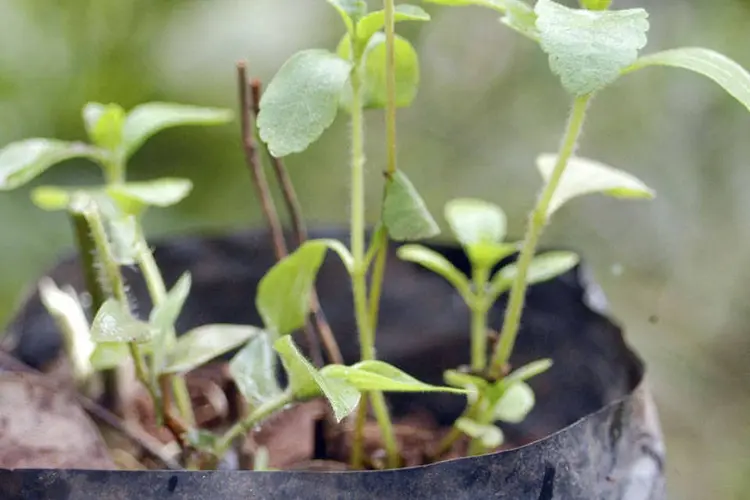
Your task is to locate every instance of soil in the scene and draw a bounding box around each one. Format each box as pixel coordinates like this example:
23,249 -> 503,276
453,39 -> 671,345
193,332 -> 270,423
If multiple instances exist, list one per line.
118,361 -> 522,472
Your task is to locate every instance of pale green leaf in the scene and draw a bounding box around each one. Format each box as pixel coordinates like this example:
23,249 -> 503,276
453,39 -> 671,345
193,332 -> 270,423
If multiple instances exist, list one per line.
31,186 -> 77,211
356,5 -> 430,44
339,33 -> 421,109
91,299 -> 153,343
326,0 -> 367,32
257,50 -> 352,157
149,272 -> 191,373
122,102 -> 232,159
0,139 -> 103,191
106,178 -> 193,215
322,360 -> 467,394
622,47 -> 750,113
107,215 -> 139,266
579,0 -> 612,10
455,418 -> 504,449
505,358 -> 553,385
38,278 -> 94,381
536,0 -> 649,95
466,242 -> 518,272
422,0 -> 505,11
162,324 -> 262,374
489,251 -> 579,299
445,198 -> 506,247
89,342 -> 130,371
83,102 -> 126,151
537,154 -> 655,216
443,370 -> 488,391
229,332 -> 283,405
500,1 -> 539,40
383,170 -> 439,241
256,241 -> 326,337
397,244 -> 471,299
493,381 -> 535,423
274,336 -> 360,421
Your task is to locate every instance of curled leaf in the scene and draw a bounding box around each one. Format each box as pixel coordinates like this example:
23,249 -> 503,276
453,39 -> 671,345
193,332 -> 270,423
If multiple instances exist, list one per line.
383,170 -> 439,241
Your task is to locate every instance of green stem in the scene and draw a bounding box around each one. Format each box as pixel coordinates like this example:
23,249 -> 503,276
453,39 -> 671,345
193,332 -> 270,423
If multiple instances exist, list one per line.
215,390 -> 293,457
369,391 -> 400,469
488,94 -> 591,379
431,398 -> 481,460
470,266 -> 490,373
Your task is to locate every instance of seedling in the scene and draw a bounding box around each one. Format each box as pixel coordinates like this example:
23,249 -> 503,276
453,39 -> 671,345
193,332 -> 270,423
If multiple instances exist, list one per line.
1,0 -> 749,473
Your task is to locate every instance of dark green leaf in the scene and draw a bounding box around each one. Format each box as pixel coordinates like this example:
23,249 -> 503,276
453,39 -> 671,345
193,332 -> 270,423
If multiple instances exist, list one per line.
229,332 -> 283,406
339,33 -> 421,109
149,272 -> 191,373
489,251 -> 579,299
322,360 -> 467,394
505,358 -> 553,385
257,50 -> 352,157
274,336 -> 360,421
383,170 -> 439,241
537,154 -> 655,216
106,178 -> 193,215
493,381 -> 535,423
536,0 -> 649,95
622,47 -> 750,113
162,324 -> 262,374
397,244 -> 471,299
356,5 -> 430,44
122,103 -> 232,159
83,102 -> 126,151
91,299 -> 153,343
0,139 -> 103,191
455,418 -> 504,448
257,240 -> 337,337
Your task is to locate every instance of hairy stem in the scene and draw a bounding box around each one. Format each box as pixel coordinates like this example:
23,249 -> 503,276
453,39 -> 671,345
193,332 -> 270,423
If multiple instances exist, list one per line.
488,95 -> 591,379
215,390 -> 294,457
470,266 -> 490,373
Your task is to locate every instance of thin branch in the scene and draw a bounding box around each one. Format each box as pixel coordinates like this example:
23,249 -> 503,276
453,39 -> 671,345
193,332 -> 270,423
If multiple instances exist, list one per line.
250,79 -> 343,366
0,350 -> 180,470
236,63 -> 325,368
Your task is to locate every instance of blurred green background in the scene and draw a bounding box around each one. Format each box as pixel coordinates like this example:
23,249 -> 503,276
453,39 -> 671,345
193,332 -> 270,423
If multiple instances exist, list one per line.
1,0 -> 749,497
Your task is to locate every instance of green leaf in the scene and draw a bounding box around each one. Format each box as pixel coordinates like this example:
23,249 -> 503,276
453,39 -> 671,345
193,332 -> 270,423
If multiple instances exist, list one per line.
537,154 -> 655,216
122,102 -> 232,159
493,381 -> 535,423
397,244 -> 471,299
422,0 -> 505,11
505,358 -> 553,385
230,332 -> 283,406
500,1 -> 539,40
162,324 -> 262,374
274,336 -> 360,422
326,0 -> 367,32
149,272 -> 191,373
90,299 -> 153,343
339,33 -> 421,109
356,5 -> 430,44
106,178 -> 193,215
383,170 -> 439,241
455,418 -> 504,449
535,0 -> 649,95
82,102 -> 126,151
90,342 -> 130,371
0,139 -> 103,191
31,185 -> 77,211
443,369 -> 488,391
322,360 -> 467,394
445,198 -> 506,247
257,240 -> 342,337
579,0 -> 612,10
622,48 -> 750,113
257,50 -> 352,157
489,251 -> 579,298
107,214 -> 139,266
38,278 -> 94,381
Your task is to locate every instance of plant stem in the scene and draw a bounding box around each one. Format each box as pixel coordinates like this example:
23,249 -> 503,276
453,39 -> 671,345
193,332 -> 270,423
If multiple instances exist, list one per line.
215,390 -> 293,457
350,397 -> 368,469
470,267 -> 490,373
488,94 -> 591,379
369,391 -> 400,468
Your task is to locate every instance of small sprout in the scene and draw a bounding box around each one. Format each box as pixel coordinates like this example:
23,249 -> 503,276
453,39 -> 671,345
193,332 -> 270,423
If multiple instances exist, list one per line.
444,198 -> 515,270
257,49 -> 352,157
90,299 -> 153,343
229,332 -> 283,406
536,154 -> 655,217
382,170 -> 440,241
162,324 -> 262,375
536,0 -> 649,96
83,102 -> 126,151
455,418 -> 504,449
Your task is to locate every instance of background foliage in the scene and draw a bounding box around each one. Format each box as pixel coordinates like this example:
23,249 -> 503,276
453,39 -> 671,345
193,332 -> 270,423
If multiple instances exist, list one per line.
1,0 -> 749,496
